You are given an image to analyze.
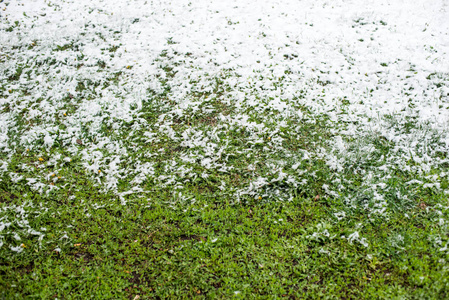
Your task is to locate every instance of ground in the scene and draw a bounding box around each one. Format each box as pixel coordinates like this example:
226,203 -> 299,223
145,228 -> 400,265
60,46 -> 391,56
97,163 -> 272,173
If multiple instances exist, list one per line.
1,0 -> 449,298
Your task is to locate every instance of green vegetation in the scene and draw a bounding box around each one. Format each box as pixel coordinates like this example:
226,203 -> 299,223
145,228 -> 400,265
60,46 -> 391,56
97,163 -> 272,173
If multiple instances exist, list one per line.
2,2 -> 449,298
1,68 -> 449,297
1,184 -> 449,298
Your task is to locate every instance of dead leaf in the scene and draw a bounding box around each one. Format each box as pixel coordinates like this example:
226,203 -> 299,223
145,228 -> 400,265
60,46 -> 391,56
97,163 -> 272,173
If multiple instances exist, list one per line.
76,139 -> 83,145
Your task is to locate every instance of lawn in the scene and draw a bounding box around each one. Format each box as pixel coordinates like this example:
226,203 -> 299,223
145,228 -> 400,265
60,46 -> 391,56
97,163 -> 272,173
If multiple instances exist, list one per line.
1,0 -> 449,298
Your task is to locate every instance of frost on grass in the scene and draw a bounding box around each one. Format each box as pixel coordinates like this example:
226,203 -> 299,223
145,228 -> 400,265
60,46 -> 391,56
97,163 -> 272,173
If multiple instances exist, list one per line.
1,0 -> 449,251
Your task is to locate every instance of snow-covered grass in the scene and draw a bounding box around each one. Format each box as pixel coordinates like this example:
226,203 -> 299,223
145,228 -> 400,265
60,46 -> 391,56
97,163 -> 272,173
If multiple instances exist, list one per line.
1,0 -> 449,297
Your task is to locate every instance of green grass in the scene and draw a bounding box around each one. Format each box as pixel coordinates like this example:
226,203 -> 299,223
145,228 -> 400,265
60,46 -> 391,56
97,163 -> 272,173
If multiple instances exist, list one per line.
2,190 -> 449,299
2,98 -> 449,298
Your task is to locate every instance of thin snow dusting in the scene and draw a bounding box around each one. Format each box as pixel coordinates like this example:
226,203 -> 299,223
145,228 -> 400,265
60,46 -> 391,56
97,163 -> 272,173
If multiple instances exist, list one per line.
1,0 -> 449,251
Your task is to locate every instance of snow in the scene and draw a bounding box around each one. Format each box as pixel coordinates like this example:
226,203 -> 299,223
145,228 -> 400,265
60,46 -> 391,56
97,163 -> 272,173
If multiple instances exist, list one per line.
1,0 -> 449,251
